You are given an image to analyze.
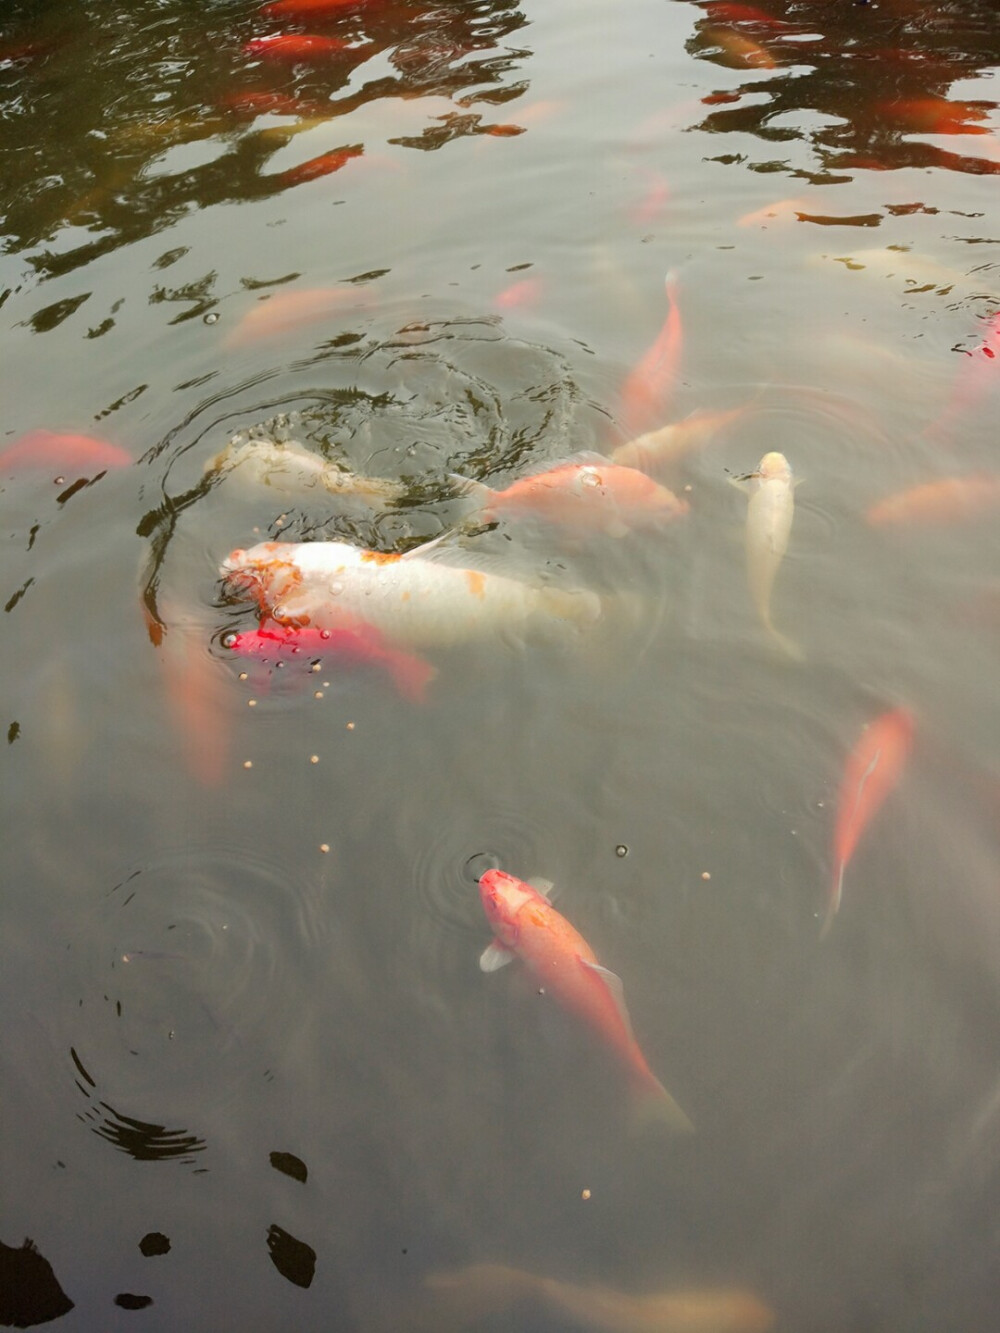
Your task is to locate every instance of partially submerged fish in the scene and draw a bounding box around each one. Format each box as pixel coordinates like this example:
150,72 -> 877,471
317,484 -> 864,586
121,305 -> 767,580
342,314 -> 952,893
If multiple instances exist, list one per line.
478,869 -> 692,1131
0,429 -> 131,478
206,439 -> 407,505
619,273 -> 683,437
224,286 -> 365,347
423,1263 -> 775,1333
610,405 -> 748,473
734,451 -> 801,660
451,457 -> 688,536
824,708 -> 914,937
223,622 -> 435,702
866,473 -> 1000,526
221,538 -> 601,649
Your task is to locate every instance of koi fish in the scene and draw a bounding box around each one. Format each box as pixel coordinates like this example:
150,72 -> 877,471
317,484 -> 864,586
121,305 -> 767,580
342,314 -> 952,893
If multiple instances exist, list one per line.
423,1263 -> 775,1333
619,273 -> 683,437
877,97 -> 992,135
224,286 -> 364,346
206,438 -> 407,504
610,405 -> 748,473
866,474 -> 1000,526
243,34 -> 365,60
277,145 -> 363,187
0,430 -> 131,478
148,601 -> 230,788
926,311 -> 1000,441
221,538 -> 602,649
734,452 -> 801,660
451,457 -> 688,536
703,2 -> 782,24
824,708 -> 914,936
478,870 -> 692,1131
703,27 -> 777,69
493,276 -> 543,311
737,197 -> 811,227
629,169 -> 670,226
223,622 -> 435,701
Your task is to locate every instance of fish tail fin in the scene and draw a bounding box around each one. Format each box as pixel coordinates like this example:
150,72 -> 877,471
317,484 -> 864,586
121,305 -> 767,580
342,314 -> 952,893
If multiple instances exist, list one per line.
767,623 -> 805,662
631,1076 -> 695,1136
820,863 -> 845,940
385,648 -> 437,704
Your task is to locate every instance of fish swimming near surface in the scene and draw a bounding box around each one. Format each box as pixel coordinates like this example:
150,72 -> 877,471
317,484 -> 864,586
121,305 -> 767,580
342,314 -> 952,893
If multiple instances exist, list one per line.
866,473 -> 1000,526
206,438 -> 407,504
734,451 -> 801,660
224,286 -> 366,346
824,707 -> 914,937
421,1262 -> 776,1333
243,33 -> 367,60
451,456 -> 689,537
610,405 -> 748,473
221,538 -> 601,649
0,429 -> 131,478
277,144 -> 364,187
223,622 -> 436,702
619,272 -> 683,437
478,869 -> 692,1131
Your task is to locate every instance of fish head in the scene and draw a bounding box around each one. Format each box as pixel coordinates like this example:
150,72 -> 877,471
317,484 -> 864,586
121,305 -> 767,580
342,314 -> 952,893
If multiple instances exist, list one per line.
220,542 -> 302,611
757,451 -> 792,483
478,869 -> 536,943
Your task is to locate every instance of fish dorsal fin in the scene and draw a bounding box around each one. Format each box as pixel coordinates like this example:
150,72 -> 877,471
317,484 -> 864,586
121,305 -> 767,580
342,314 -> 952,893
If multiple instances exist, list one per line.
579,959 -> 635,1041
480,940 -> 514,972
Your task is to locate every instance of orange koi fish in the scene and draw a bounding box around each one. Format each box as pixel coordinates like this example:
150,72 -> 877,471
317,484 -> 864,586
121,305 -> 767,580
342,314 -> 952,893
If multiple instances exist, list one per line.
927,311 -> 1000,440
704,26 -> 777,69
243,33 -> 365,60
824,708 -> 914,936
224,286 -> 364,346
493,276 -> 543,311
277,144 -> 363,186
147,602 -> 231,788
0,430 -> 131,479
452,457 -> 688,536
877,97 -> 992,136
619,272 -> 683,437
866,474 -> 1000,526
478,870 -> 692,1130
629,169 -> 670,226
703,2 -> 782,24
224,622 -> 435,702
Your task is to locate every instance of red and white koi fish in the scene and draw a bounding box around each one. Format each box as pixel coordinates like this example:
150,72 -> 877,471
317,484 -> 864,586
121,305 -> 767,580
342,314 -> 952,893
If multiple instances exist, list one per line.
734,451 -> 801,660
478,869 -> 692,1131
223,622 -> 435,701
619,273 -> 683,437
610,404 -> 748,473
277,144 -> 363,187
0,430 -> 131,478
824,708 -> 914,937
492,276 -> 543,311
451,457 -> 688,537
243,34 -> 367,60
221,538 -> 601,649
866,474 -> 1000,526
224,286 -> 365,346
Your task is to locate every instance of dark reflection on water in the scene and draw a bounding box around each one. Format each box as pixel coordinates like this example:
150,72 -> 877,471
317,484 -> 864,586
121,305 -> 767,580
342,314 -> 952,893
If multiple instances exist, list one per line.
0,0 -> 530,283
687,0 -> 1000,179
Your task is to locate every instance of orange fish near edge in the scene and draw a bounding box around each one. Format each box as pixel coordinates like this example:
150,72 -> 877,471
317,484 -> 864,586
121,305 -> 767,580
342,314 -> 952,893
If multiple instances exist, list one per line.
866,474 -> 1000,526
619,272 -> 683,437
824,708 -> 914,937
479,869 -> 693,1131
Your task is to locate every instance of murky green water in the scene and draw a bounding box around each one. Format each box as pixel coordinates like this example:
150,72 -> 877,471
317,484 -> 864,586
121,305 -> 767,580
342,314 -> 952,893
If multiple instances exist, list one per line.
3,1 -> 1000,1328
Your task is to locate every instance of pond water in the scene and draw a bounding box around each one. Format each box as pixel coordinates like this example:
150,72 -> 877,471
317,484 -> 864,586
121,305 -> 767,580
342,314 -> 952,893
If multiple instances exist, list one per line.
2,0 -> 999,1329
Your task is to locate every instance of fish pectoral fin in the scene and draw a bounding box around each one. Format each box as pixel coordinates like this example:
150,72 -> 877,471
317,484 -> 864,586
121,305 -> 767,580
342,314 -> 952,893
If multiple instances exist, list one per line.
479,940 -> 515,972
527,877 -> 555,899
578,959 -> 636,1042
727,473 -> 754,492
446,473 -> 493,504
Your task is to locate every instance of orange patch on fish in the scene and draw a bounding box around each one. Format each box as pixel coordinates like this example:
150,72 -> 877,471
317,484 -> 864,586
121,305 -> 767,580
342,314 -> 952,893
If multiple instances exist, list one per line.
360,549 -> 402,565
465,570 -> 487,598
866,474 -> 1000,526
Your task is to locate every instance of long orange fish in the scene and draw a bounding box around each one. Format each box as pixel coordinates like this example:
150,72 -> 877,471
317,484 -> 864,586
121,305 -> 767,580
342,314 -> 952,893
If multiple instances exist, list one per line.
866,474 -> 1000,526
824,708 -> 914,936
619,272 -> 683,437
927,311 -> 1000,441
0,430 -> 131,478
452,456 -> 688,536
479,870 -> 692,1130
277,144 -> 363,187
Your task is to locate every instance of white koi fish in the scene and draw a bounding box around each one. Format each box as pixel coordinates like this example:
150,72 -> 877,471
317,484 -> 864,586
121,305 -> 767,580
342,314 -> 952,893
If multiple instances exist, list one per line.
221,538 -> 601,649
734,451 -> 801,660
206,439 -> 407,505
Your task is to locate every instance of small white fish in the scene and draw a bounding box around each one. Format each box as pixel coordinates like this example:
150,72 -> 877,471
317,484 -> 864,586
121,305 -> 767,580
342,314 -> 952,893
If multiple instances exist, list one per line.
735,451 -> 801,660
206,438 -> 407,505
221,538 -> 601,649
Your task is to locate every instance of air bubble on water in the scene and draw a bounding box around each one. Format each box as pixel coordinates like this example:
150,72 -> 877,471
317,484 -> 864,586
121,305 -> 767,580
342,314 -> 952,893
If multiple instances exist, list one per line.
204,312 -> 219,325
615,844 -> 628,858
330,582 -> 343,596
222,632 -> 237,649
463,851 -> 500,883
320,630 -> 331,640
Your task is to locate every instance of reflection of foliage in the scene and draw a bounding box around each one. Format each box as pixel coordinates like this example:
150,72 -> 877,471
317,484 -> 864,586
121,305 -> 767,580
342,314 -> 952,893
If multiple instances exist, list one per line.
0,0 -> 530,283
686,0 -> 1000,179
